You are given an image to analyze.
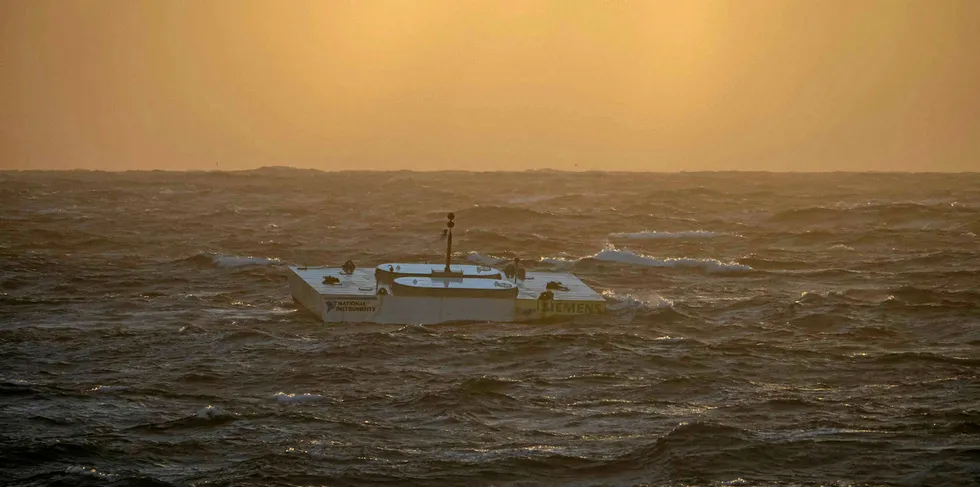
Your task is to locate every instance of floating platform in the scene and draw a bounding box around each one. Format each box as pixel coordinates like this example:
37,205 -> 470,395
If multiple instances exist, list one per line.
288,263 -> 606,324
287,213 -> 607,324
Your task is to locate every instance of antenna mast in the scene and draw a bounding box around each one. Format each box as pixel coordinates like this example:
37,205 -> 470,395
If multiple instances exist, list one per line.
444,212 -> 455,273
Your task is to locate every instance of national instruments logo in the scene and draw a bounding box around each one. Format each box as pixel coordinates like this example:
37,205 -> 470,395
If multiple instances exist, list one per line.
325,299 -> 378,313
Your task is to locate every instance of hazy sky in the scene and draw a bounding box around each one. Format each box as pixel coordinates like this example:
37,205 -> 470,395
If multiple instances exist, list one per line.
2,0 -> 978,171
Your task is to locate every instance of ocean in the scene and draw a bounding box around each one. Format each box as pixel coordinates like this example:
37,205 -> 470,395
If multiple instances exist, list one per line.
1,169 -> 978,486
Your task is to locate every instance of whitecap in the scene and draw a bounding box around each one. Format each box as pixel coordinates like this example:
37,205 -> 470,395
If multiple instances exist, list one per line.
465,252 -> 506,266
213,255 -> 281,267
195,404 -> 232,419
601,289 -> 674,310
274,392 -> 325,403
88,385 -> 128,393
65,466 -> 114,479
589,247 -> 752,272
536,256 -> 578,269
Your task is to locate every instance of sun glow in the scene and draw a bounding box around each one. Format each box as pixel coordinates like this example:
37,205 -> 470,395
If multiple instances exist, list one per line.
2,0 -> 978,171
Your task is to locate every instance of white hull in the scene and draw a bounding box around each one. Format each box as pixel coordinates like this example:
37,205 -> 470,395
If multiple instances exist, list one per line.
288,264 -> 606,324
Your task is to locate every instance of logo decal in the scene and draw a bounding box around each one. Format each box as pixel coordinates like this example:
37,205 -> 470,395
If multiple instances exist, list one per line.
325,299 -> 378,313
538,301 -> 605,314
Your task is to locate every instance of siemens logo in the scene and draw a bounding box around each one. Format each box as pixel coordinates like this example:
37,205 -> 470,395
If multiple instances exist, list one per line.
538,301 -> 605,314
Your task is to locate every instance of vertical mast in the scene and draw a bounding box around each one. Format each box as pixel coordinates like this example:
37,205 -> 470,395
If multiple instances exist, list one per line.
444,212 -> 455,273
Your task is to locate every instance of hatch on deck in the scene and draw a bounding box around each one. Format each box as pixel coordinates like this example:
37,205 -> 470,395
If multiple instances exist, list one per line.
375,263 -> 501,281
391,276 -> 519,298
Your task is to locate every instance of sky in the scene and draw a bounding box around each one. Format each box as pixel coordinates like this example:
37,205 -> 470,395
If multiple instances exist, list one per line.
2,0 -> 979,172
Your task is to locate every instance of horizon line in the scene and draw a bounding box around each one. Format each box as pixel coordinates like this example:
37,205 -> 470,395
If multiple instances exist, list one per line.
2,166 -> 978,175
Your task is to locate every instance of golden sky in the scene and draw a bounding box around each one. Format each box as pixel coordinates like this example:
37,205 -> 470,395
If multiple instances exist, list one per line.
2,0 -> 978,171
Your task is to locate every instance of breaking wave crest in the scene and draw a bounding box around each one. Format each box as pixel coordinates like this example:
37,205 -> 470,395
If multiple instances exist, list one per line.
467,247 -> 752,273
464,252 -> 510,266
212,254 -> 282,267
274,392 -> 326,404
587,247 -> 753,273
601,289 -> 674,311
180,252 -> 283,268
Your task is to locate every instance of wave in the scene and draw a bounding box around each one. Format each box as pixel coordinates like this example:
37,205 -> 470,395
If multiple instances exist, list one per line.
491,247 -> 755,273
464,252 -> 509,266
608,230 -> 734,240
888,285 -> 980,306
461,229 -> 548,248
737,397 -> 825,412
0,438 -> 108,467
221,328 -> 278,342
196,404 -> 234,420
792,286 -> 980,309
586,247 -> 753,273
857,351 -> 980,367
454,205 -> 554,222
854,250 -> 979,271
536,255 -> 579,269
600,421 -> 755,474
504,194 -> 564,205
64,465 -> 115,480
737,256 -> 814,271
457,376 -> 520,394
507,246 -> 754,273
87,384 -> 129,393
769,201 -> 977,229
274,392 -> 326,404
128,405 -> 237,432
769,206 -> 848,224
178,252 -> 283,268
601,289 -> 674,311
213,254 -> 282,267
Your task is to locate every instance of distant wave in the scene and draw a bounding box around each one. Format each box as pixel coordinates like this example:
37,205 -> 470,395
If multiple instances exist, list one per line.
467,248 -> 751,273
792,286 -> 980,308
769,201 -> 978,228
213,255 -> 281,267
461,228 -> 548,248
464,252 -> 510,266
737,256 -> 814,271
455,205 -> 554,222
274,392 -> 326,404
505,194 -> 563,205
586,247 -> 752,273
888,285 -> 980,306
608,230 -> 735,240
178,252 -> 282,268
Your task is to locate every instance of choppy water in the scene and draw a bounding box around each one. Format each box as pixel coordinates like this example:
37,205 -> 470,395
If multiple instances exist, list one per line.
2,169 -> 979,486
